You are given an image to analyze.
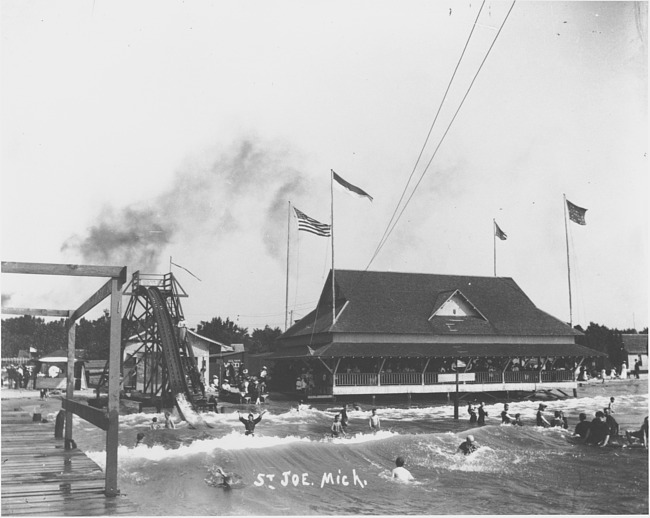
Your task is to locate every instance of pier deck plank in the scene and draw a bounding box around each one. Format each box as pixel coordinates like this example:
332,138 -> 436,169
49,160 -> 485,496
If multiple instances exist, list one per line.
1,408 -> 138,516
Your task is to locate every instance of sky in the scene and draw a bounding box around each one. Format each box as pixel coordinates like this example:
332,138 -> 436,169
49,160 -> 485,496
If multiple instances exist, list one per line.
1,1 -> 647,335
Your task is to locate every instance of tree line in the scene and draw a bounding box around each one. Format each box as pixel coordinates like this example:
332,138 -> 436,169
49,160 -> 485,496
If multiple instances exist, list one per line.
1,314 -> 282,359
0,314 -> 646,364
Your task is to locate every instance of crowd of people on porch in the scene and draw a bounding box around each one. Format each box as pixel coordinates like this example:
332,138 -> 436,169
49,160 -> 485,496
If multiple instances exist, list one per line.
212,361 -> 269,404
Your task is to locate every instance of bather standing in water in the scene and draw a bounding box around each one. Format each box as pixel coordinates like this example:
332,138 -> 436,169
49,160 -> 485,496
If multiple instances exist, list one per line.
164,411 -> 176,429
477,402 -> 488,425
238,410 -> 266,436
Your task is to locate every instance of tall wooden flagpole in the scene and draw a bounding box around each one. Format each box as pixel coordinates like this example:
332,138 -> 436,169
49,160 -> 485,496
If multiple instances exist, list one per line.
331,170 -> 336,325
493,219 -> 497,277
285,201 -> 291,331
563,193 -> 573,326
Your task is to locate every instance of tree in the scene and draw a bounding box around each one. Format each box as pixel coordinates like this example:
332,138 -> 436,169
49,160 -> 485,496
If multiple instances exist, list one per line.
250,325 -> 282,353
196,317 -> 249,345
76,310 -> 111,359
576,322 -> 625,369
1,315 -> 66,356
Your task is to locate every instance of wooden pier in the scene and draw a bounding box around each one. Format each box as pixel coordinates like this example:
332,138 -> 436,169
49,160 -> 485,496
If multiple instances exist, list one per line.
1,407 -> 138,516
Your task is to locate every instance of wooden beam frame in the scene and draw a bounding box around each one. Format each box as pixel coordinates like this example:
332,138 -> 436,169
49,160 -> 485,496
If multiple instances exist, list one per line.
69,278 -> 113,322
1,307 -> 71,317
1,260 -> 126,497
61,397 -> 109,430
2,261 -> 126,282
105,277 -> 122,496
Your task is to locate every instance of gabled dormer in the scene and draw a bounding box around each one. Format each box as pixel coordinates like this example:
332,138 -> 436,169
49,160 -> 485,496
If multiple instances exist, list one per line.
429,289 -> 488,321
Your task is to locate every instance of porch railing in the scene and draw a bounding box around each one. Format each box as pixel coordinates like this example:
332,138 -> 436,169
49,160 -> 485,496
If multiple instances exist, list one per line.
333,369 -> 575,387
380,372 -> 421,385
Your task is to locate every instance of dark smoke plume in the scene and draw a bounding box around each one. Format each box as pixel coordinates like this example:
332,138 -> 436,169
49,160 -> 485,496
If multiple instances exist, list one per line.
62,139 -> 312,271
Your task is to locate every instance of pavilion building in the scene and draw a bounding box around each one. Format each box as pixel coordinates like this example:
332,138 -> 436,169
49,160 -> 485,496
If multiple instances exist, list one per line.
273,269 -> 604,399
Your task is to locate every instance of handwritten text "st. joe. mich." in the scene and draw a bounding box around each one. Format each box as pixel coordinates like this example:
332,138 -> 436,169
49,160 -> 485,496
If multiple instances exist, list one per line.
254,469 -> 368,489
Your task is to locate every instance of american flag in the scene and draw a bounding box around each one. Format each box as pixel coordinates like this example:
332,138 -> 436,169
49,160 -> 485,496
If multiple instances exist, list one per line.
566,199 -> 587,225
293,207 -> 331,237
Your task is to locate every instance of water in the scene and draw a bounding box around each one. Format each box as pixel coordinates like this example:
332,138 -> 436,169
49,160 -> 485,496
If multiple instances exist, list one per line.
66,382 -> 647,515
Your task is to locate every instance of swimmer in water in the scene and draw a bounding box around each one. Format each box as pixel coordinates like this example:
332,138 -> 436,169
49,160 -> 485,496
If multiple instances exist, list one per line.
215,467 -> 232,488
149,417 -> 160,430
135,432 -> 145,446
391,456 -> 414,482
458,435 -> 479,455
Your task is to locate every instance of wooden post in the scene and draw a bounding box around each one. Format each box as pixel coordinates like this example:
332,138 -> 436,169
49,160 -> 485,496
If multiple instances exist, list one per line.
454,360 -> 459,419
65,320 -> 76,449
105,278 -> 122,497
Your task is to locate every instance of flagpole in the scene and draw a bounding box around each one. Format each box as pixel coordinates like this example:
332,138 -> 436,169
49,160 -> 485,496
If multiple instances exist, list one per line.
285,201 -> 291,331
169,256 -> 172,275
563,193 -> 573,326
493,219 -> 496,277
331,169 -> 336,326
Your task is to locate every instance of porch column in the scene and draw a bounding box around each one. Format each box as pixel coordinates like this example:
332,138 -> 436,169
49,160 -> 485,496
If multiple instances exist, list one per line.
65,319 -> 76,449
332,358 -> 341,389
105,277 -> 122,496
377,358 -> 386,387
421,358 -> 430,386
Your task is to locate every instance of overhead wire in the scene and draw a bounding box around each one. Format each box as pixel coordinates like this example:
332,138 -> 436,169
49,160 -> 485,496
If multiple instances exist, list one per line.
367,0 -> 517,269
369,0 -> 487,264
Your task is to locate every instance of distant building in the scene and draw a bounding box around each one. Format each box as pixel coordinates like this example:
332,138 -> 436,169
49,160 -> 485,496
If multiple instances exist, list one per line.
275,269 -> 604,398
621,334 -> 648,376
123,331 -> 232,392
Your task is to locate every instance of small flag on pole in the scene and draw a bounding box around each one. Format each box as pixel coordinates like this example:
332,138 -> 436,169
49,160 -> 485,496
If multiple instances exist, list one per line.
566,199 -> 587,225
332,171 -> 373,201
494,221 -> 508,240
294,207 -> 331,237
171,261 -> 202,281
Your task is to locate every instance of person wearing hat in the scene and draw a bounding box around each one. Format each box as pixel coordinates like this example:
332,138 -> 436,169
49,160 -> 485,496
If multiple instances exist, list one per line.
536,404 -> 551,427
458,435 -> 479,455
295,376 -> 306,396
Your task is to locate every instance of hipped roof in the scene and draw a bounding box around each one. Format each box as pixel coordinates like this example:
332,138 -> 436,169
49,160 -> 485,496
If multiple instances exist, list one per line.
268,342 -> 605,359
282,270 -> 581,339
621,334 -> 648,354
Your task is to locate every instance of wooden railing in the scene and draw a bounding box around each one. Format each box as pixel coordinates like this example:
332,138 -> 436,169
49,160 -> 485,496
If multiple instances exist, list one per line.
380,372 -> 421,385
475,371 -> 503,384
423,372 -> 438,385
541,370 -> 575,382
335,373 -> 378,386
334,370 -> 575,387
504,371 -> 538,383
